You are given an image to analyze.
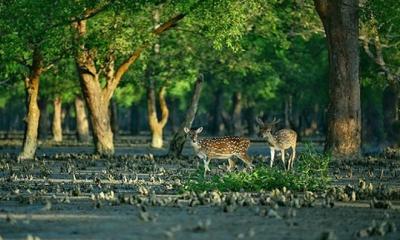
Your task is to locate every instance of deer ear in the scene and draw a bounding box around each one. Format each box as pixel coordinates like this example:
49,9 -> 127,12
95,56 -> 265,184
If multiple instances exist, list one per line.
256,118 -> 264,126
184,127 -> 190,133
196,127 -> 203,133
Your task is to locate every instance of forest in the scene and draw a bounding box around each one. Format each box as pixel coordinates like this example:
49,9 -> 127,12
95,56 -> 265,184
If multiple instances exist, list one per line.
0,0 -> 399,239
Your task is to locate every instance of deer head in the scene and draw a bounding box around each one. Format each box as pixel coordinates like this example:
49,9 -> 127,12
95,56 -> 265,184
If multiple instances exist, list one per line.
256,117 -> 280,138
184,127 -> 203,144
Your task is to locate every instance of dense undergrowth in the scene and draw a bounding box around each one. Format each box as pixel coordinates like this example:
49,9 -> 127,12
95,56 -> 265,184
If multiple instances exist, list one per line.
183,145 -> 331,192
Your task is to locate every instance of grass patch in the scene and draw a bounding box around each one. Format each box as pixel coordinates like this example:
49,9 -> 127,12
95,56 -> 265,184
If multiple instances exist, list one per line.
183,145 -> 331,192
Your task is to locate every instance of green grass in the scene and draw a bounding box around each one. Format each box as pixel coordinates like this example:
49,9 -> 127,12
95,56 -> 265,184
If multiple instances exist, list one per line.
183,145 -> 331,192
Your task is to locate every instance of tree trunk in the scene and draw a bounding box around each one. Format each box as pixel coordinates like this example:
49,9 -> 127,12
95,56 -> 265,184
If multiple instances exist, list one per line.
62,104 -> 71,133
18,49 -> 43,160
145,9 -> 169,148
168,75 -> 204,157
315,0 -> 361,157
284,95 -> 293,128
52,96 -> 63,142
170,99 -> 179,133
147,79 -> 169,148
244,104 -> 257,137
130,103 -> 141,135
151,125 -> 163,148
75,20 -> 114,155
110,99 -> 119,137
383,83 -> 399,143
221,111 -> 231,134
38,98 -> 49,140
304,103 -> 319,136
362,91 -> 383,144
231,91 -> 242,135
211,88 -> 224,135
85,90 -> 113,155
75,96 -> 90,143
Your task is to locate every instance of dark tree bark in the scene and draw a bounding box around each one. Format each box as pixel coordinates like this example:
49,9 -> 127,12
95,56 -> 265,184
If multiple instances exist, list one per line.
362,96 -> 384,144
304,104 -> 319,136
74,96 -> 90,143
284,95 -> 293,129
18,49 -> 43,160
62,104 -> 71,133
52,96 -> 63,142
361,33 -> 400,145
383,85 -> 399,143
168,75 -> 204,157
130,103 -> 141,135
231,91 -> 243,135
169,99 -> 180,133
38,98 -> 49,140
244,104 -> 257,137
221,110 -> 232,134
110,99 -> 119,137
211,87 -> 224,135
314,0 -> 361,157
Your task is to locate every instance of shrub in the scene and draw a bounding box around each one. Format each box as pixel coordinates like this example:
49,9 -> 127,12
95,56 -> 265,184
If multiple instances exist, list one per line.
183,144 -> 331,192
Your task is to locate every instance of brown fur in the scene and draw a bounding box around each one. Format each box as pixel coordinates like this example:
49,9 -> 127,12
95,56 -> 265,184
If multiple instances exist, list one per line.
185,127 -> 252,176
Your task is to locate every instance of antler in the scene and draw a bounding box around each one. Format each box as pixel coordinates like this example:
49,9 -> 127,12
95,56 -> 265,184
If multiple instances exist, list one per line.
269,117 -> 281,125
256,117 -> 264,126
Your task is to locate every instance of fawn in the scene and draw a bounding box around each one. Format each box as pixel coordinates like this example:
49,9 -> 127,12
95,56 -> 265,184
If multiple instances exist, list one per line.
184,127 -> 253,177
256,118 -> 297,170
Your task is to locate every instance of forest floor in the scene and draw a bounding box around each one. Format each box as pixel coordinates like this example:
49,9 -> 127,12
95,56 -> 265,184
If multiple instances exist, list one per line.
0,139 -> 399,240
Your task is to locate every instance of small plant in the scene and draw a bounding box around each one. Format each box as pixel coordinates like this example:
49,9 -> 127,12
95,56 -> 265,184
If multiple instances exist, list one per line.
183,144 -> 331,192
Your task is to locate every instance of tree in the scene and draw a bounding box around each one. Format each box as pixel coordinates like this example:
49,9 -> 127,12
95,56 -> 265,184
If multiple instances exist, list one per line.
145,8 -> 170,148
0,0 -> 88,159
74,96 -> 90,143
72,4 -> 186,155
72,0 -> 264,155
360,0 -> 400,145
314,0 -> 361,157
168,75 -> 204,157
39,58 -> 80,143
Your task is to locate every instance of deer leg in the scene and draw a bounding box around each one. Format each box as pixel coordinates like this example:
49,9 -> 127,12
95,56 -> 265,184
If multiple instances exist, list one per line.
203,157 -> 211,178
281,149 -> 287,171
228,159 -> 236,172
287,150 -> 291,171
290,146 -> 296,170
270,148 -> 275,167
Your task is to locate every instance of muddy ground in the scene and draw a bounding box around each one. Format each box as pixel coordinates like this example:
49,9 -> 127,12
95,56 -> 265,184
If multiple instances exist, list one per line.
0,139 -> 399,240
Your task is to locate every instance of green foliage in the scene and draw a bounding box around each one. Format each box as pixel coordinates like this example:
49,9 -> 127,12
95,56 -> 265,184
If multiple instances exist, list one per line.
184,145 -> 331,192
114,84 -> 144,107
360,0 -> 400,84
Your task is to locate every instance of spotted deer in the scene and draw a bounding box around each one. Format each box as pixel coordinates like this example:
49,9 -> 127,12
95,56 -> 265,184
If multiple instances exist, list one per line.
256,118 -> 297,170
184,127 -> 253,177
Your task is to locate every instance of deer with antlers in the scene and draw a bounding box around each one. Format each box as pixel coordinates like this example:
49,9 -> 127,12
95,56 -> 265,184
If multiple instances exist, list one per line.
256,118 -> 297,170
184,127 -> 253,177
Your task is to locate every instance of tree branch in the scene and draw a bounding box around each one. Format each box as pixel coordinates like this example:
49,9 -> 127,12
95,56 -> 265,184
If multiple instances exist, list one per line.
50,1 -> 114,30
13,57 -> 32,69
103,12 -> 187,101
158,86 -> 169,128
361,34 -> 396,83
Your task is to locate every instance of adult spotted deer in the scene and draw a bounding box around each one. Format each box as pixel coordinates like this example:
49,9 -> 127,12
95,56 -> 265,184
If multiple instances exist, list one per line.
256,118 -> 297,170
184,127 -> 253,177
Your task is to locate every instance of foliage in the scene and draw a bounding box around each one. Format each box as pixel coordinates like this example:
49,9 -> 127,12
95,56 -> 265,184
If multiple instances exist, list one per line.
0,0 -> 395,149
183,145 -> 331,192
360,0 -> 400,82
